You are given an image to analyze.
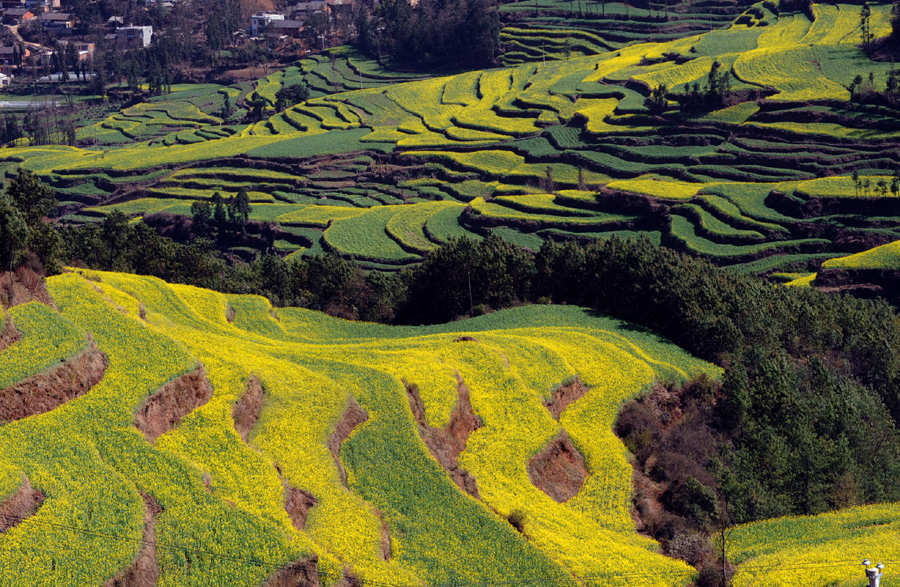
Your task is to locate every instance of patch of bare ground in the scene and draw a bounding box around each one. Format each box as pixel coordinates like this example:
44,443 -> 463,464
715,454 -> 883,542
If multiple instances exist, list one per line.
374,509 -> 391,560
0,313 -> 21,351
328,397 -> 369,487
405,376 -> 483,498
543,377 -> 589,421
0,339 -> 108,422
527,431 -> 587,503
261,558 -> 320,587
104,492 -> 162,587
133,365 -> 214,443
335,572 -> 364,587
232,376 -> 264,443
225,303 -> 235,323
284,483 -> 317,531
0,267 -> 54,309
0,475 -> 45,533
229,378 -> 320,532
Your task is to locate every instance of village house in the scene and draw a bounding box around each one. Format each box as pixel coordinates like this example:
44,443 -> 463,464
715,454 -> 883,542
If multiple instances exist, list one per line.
115,25 -> 152,48
1,7 -> 34,24
325,0 -> 353,18
37,11 -> 75,29
0,45 -> 26,66
289,1 -> 329,20
264,19 -> 304,38
59,40 -> 94,60
0,0 -> 24,10
250,12 -> 283,36
24,0 -> 59,13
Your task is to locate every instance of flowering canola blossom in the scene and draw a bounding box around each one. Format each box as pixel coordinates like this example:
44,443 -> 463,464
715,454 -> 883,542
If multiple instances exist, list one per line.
0,270 -> 721,586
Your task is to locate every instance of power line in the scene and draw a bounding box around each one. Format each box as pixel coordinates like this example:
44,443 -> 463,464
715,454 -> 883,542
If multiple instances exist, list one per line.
1,512 -> 896,586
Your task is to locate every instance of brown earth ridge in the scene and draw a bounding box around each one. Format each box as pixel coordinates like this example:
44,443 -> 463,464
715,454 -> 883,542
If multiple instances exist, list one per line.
405,377 -> 483,498
527,431 -> 588,503
0,475 -> 45,534
133,365 -> 214,443
328,397 -> 369,487
104,492 -> 162,587
0,339 -> 108,422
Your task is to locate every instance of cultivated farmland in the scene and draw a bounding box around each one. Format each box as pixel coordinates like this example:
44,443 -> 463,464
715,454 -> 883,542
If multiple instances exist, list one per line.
0,270 -> 718,586
5,2 -> 899,287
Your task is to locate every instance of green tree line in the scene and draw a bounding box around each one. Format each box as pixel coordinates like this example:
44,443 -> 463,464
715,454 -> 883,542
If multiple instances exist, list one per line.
4,174 -> 900,539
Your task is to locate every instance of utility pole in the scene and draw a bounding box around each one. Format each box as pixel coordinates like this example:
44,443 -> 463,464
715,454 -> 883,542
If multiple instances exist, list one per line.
863,560 -> 885,587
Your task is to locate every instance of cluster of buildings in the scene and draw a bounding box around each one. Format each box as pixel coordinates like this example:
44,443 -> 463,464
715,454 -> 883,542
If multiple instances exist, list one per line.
0,0 -> 155,84
0,0 -> 357,85
249,0 -> 354,43
0,0 -> 152,47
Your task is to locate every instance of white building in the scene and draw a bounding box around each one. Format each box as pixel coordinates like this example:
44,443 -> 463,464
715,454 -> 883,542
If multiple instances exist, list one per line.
116,25 -> 153,48
250,12 -> 284,37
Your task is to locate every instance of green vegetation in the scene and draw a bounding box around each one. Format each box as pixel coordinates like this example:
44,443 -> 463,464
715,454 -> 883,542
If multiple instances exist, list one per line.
0,302 -> 87,389
1,4 -> 898,280
2,0 -> 900,584
0,270 -> 717,586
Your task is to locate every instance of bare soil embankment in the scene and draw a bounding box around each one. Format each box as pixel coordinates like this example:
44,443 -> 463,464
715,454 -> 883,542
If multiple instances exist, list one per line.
405,376 -> 483,498
0,339 -> 108,422
104,492 -> 162,587
0,475 -> 44,533
328,398 -> 369,487
133,366 -> 214,443
528,431 -> 588,503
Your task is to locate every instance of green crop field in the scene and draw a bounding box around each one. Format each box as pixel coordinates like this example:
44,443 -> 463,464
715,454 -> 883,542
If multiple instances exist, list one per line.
730,503 -> 900,586
0,271 -> 719,586
2,3 -> 899,290
822,240 -> 900,270
8,2 -> 900,579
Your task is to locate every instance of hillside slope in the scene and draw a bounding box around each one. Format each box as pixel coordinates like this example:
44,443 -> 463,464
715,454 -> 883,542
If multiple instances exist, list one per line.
8,3 -> 900,279
0,270 -> 718,586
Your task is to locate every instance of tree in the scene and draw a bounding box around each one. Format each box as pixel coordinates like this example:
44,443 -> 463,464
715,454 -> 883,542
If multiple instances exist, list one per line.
0,195 -> 28,273
275,83 -> 310,111
127,222 -> 176,278
6,170 -> 56,227
886,65 -> 900,105
101,210 -> 131,270
212,192 -> 227,233
227,189 -> 252,233
706,61 -> 731,108
363,0 -> 500,69
860,2 -> 873,52
27,222 -> 63,274
645,83 -> 669,114
0,114 -> 21,147
892,0 -> 900,43
191,200 -> 213,238
249,96 -> 267,120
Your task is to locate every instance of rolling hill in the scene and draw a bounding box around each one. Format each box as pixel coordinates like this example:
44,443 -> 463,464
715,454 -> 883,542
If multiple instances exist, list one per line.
0,270 -> 718,586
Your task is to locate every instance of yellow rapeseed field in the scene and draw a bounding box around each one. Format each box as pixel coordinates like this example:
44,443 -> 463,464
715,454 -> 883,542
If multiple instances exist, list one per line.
0,271 -> 720,586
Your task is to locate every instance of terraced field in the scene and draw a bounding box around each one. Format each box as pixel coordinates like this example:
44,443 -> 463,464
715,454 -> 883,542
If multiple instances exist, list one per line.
730,503 -> 900,587
497,0 -> 758,64
7,3 -> 900,279
0,271 -> 719,586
